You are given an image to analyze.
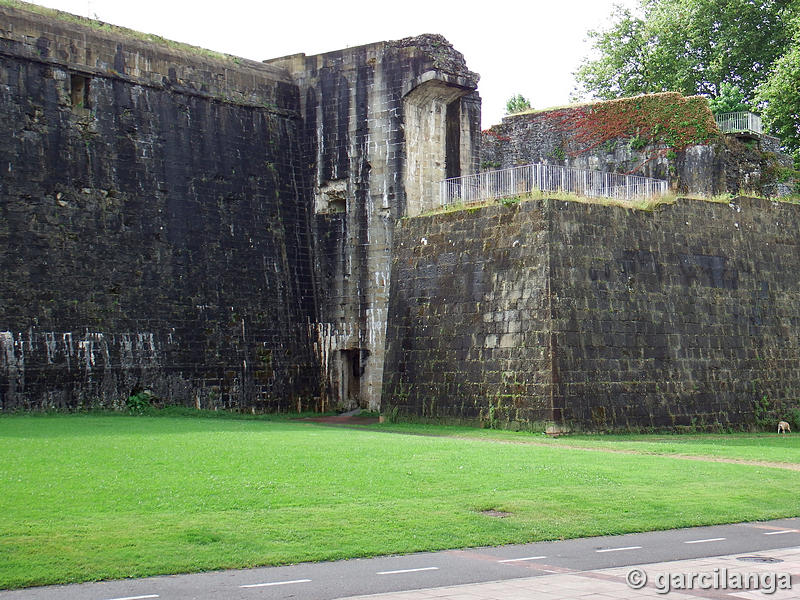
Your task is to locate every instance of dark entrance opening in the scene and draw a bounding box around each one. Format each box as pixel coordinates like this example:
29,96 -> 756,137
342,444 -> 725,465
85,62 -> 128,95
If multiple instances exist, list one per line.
445,100 -> 461,180
341,348 -> 370,408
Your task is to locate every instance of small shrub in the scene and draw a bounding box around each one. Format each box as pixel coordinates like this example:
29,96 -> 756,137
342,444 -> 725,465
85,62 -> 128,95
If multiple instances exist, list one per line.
549,146 -> 566,160
126,391 -> 153,415
384,405 -> 400,423
505,94 -> 532,115
629,135 -> 648,151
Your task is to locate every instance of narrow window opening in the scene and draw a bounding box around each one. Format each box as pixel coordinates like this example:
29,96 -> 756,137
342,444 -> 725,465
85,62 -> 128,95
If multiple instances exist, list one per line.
70,74 -> 91,109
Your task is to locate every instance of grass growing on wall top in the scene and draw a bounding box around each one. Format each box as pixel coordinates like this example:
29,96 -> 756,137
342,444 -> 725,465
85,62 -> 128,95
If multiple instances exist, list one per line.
1,414 -> 799,588
418,190 -> 680,217
0,0 -> 236,62
419,190 -> 800,218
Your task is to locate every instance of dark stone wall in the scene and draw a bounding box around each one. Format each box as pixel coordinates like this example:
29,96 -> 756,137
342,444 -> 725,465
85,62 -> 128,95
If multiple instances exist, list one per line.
550,196 -> 800,429
383,203 -> 554,424
384,197 -> 800,430
0,7 -> 319,410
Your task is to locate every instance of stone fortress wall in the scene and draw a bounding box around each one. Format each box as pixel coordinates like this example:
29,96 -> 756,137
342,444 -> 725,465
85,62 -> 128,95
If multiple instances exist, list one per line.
2,2 -> 798,428
0,5 -> 319,410
384,197 -> 800,429
0,3 -> 481,412
267,37 -> 480,410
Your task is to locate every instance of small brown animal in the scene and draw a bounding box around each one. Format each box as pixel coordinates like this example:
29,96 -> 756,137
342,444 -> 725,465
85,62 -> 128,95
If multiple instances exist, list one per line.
778,421 -> 791,434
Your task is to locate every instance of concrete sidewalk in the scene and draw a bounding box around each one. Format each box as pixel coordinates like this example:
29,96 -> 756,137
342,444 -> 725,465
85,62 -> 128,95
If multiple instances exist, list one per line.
340,546 -> 800,599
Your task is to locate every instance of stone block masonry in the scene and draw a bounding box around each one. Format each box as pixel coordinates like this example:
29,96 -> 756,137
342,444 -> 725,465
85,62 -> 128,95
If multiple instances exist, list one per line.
0,5 -> 319,410
383,197 -> 800,429
0,3 -> 483,412
384,203 -> 554,424
269,35 -> 480,410
5,3 -> 798,427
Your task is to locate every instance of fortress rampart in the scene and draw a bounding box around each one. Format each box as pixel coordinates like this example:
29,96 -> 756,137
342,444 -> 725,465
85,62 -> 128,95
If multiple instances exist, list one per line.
0,3 -> 480,412
1,3 -> 798,429
384,197 -> 800,429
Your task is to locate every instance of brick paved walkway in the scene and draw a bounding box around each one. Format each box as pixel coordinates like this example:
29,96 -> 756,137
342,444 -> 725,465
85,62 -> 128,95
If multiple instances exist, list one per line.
340,546 -> 800,599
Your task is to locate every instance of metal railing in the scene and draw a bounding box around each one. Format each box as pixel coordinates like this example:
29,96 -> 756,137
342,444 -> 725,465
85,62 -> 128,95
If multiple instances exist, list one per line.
439,163 -> 669,207
714,112 -> 763,135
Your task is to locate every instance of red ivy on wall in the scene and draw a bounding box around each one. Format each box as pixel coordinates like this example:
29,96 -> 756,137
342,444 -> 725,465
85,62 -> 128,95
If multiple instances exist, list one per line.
543,92 -> 720,159
482,128 -> 511,142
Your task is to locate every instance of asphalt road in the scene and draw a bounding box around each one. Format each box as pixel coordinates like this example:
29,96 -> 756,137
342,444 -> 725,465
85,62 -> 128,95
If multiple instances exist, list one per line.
1,518 -> 798,600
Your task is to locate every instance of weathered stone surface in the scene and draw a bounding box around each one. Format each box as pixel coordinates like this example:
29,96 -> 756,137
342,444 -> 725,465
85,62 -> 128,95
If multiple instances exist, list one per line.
384,197 -> 800,430
5,3 -> 799,429
0,4 -> 318,410
269,34 -> 480,409
482,106 -> 795,197
384,202 -> 554,425
0,5 -> 482,412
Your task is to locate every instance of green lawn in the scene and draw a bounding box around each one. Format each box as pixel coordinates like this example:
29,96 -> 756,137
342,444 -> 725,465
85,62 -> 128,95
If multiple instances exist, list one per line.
1,415 -> 799,589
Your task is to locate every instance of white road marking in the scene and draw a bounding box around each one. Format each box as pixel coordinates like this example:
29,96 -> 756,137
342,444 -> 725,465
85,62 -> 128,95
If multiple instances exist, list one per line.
764,530 -> 797,536
684,537 -> 726,544
105,596 -> 159,600
240,579 -> 312,588
541,569 -> 560,573
498,555 -> 547,563
376,567 -> 439,575
596,546 -> 642,553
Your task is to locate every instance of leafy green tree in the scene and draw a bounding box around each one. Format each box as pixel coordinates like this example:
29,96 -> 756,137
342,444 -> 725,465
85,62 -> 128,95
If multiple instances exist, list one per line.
505,94 -> 532,115
756,41 -> 800,156
708,83 -> 751,115
574,0 -> 798,102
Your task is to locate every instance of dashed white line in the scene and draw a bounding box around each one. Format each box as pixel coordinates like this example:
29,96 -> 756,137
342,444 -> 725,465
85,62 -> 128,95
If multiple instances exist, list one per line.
684,537 -> 726,544
764,530 -> 797,536
376,567 -> 439,575
240,579 -> 312,588
105,596 -> 159,600
596,546 -> 642,553
498,555 -> 547,563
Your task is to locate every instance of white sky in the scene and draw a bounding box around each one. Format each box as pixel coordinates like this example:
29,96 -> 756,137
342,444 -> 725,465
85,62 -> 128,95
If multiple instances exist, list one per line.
29,0 -> 638,128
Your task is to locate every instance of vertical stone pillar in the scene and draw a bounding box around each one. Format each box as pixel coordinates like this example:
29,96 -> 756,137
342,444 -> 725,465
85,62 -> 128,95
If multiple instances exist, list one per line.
269,36 -> 480,411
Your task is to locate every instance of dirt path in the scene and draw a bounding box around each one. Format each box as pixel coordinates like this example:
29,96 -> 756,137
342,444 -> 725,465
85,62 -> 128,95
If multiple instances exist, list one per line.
447,435 -> 800,471
301,417 -> 800,471
306,419 -> 800,472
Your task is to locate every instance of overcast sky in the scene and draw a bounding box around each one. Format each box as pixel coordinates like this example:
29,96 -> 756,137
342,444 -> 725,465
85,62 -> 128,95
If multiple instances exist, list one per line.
30,0 -> 638,128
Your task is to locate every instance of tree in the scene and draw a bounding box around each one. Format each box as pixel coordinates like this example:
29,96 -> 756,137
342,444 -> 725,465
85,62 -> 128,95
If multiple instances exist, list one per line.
505,94 -> 532,115
756,40 -> 800,156
708,83 -> 751,115
574,0 -> 798,103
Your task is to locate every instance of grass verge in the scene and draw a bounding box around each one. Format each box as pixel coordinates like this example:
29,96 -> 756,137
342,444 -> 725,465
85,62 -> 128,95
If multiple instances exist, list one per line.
1,414 -> 798,588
